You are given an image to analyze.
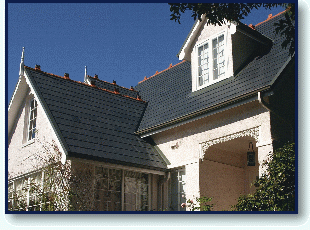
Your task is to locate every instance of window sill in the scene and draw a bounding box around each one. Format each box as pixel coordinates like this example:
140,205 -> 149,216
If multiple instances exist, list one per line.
190,75 -> 234,97
22,139 -> 35,148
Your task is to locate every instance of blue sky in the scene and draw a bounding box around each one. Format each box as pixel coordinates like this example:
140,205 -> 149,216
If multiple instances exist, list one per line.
7,3 -> 285,104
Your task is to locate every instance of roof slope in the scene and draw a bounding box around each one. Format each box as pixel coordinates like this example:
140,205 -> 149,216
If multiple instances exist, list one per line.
25,67 -> 167,171
134,12 -> 293,134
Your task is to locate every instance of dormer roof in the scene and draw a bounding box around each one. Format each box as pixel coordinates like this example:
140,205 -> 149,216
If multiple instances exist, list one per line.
177,14 -> 274,62
135,11 -> 294,136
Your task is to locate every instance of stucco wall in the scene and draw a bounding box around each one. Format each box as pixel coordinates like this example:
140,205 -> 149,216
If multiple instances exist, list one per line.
151,100 -> 273,209
8,89 -> 63,180
200,159 -> 245,211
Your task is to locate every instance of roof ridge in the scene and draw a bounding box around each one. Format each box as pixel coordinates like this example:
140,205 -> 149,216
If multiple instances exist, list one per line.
138,60 -> 186,84
255,10 -> 286,27
88,75 -> 136,91
24,65 -> 145,103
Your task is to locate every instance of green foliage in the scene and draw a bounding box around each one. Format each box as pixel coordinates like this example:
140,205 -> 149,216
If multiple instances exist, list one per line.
232,143 -> 295,211
183,196 -> 213,211
8,140 -> 71,211
169,3 -> 295,56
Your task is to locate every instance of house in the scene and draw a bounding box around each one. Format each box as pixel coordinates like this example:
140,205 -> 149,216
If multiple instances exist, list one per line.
8,11 -> 295,211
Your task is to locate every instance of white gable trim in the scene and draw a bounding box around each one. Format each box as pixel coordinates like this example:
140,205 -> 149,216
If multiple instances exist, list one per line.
178,15 -> 206,61
8,76 -> 29,139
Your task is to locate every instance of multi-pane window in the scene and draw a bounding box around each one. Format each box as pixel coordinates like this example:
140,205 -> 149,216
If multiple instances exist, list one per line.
28,99 -> 37,141
8,172 -> 44,211
94,166 -> 149,211
170,167 -> 186,211
212,34 -> 225,80
94,167 -> 122,211
9,166 -> 151,211
124,171 -> 149,211
197,33 -> 226,88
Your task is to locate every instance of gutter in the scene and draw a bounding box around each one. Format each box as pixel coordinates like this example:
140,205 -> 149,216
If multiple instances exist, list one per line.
136,86 -> 271,137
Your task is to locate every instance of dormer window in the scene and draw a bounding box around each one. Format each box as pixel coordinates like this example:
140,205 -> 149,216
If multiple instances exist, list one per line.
197,32 -> 226,90
28,98 -> 37,141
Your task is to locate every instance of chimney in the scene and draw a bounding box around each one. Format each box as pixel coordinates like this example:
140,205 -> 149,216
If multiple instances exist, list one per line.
130,86 -> 134,91
113,80 -> 116,85
35,65 -> 41,71
94,74 -> 98,79
64,73 -> 70,79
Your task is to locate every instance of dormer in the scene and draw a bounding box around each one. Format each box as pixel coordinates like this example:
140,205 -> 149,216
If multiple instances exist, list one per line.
178,15 -> 272,92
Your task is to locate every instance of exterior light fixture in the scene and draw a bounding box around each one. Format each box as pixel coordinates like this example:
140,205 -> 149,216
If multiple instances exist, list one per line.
247,142 -> 255,166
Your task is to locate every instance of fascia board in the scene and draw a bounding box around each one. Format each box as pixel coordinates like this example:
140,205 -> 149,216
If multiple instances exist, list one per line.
23,70 -> 69,158
178,15 -> 206,60
8,76 -> 29,137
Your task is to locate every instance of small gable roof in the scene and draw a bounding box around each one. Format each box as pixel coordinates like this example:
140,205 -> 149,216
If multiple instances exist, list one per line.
134,12 -> 294,135
23,66 -> 168,171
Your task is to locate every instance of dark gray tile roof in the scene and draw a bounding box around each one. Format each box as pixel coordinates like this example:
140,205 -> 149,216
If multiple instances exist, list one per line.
134,12 -> 293,133
25,67 -> 167,171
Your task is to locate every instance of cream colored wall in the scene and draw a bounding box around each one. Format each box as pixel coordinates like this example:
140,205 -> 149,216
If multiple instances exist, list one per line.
8,89 -> 63,180
151,101 -> 273,209
200,159 -> 245,211
201,144 -> 259,211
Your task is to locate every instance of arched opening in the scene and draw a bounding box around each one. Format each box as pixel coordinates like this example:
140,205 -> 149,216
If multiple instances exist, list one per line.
199,136 -> 259,211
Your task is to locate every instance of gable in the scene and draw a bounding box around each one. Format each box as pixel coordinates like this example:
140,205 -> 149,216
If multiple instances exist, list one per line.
8,78 -> 66,179
22,66 -> 167,171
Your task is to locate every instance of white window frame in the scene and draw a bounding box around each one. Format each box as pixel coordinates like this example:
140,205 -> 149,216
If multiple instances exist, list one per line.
195,29 -> 229,91
8,171 -> 44,211
27,98 -> 37,141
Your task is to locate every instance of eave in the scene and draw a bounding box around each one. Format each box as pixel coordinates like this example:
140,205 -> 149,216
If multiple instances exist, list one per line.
136,85 -> 272,138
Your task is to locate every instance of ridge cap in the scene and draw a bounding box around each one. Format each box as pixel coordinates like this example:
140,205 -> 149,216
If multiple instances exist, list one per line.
138,60 -> 187,84
24,65 -> 145,103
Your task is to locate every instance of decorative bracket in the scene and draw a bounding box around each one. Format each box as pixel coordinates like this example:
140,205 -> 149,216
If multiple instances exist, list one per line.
200,126 -> 260,160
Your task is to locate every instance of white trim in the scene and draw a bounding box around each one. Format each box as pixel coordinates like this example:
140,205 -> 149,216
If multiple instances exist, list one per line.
27,97 -> 37,142
199,126 -> 260,160
71,157 -> 165,176
22,138 -> 35,148
178,16 -> 206,61
195,29 -> 229,91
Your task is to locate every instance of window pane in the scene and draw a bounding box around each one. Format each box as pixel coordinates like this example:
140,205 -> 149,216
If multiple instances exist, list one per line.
218,35 -> 224,45
198,46 -> 203,56
198,76 -> 203,86
198,66 -> 202,76
198,43 -> 210,87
